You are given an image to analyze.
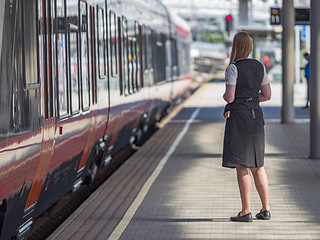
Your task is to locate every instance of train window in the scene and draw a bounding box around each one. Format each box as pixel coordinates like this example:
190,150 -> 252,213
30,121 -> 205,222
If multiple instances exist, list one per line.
162,34 -> 167,82
97,7 -> 106,78
148,29 -> 154,71
109,11 -> 118,76
138,24 -> 144,88
172,38 -> 178,77
67,0 -> 80,115
90,6 -> 97,104
165,38 -> 172,81
142,25 -> 147,72
128,35 -> 135,91
152,31 -> 157,84
160,34 -> 166,82
154,33 -> 166,83
180,42 -> 189,76
172,38 -> 178,67
9,0 -> 41,133
142,26 -> 146,71
135,22 -> 140,89
144,28 -> 149,72
122,17 -> 130,94
23,0 -> 40,88
117,16 -> 123,95
56,0 -> 68,118
155,34 -> 162,83
68,24 -> 80,115
80,1 -> 90,110
132,25 -> 137,91
37,0 -> 48,119
50,0 -> 56,119
40,0 -> 54,119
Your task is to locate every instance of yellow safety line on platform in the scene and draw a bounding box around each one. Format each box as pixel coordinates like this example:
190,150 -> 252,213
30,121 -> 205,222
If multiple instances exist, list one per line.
107,86 -> 208,240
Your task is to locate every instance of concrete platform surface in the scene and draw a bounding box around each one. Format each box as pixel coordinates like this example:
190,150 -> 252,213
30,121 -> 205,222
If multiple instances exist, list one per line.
49,82 -> 320,240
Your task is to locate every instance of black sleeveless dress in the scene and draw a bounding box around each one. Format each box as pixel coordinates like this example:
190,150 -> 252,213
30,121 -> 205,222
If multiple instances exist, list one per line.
222,59 -> 265,168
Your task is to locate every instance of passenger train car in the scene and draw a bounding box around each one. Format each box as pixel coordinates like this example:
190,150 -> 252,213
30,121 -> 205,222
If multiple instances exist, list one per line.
0,0 -> 192,239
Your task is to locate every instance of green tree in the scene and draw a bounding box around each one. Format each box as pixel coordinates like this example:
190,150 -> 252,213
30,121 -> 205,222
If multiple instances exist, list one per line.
204,32 -> 225,43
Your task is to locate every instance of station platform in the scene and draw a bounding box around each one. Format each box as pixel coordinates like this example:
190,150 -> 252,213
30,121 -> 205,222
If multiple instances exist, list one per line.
48,81 -> 320,240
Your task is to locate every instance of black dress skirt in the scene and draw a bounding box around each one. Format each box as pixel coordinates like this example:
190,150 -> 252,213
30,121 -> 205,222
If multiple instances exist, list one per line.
222,106 -> 265,168
222,58 -> 267,168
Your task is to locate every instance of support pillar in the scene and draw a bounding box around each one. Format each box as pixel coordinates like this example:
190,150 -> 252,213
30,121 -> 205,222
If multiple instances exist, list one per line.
281,0 -> 295,123
295,26 -> 301,86
310,0 -> 320,158
0,1 -> 5,58
239,0 -> 249,26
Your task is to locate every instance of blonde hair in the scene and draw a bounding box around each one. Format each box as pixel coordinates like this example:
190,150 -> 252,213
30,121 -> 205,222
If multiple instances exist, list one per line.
229,31 -> 253,65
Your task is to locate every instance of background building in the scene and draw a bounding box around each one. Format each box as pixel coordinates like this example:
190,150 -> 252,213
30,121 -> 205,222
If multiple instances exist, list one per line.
162,0 -> 310,83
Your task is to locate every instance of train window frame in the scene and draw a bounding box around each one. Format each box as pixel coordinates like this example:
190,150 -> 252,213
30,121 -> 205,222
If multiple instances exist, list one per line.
172,38 -> 178,68
171,37 -> 178,78
134,21 -> 140,90
161,33 -> 166,82
37,0 -> 49,120
10,0 -> 42,133
165,36 -> 172,82
127,21 -> 136,92
122,17 -> 130,95
142,25 -> 147,73
148,28 -> 154,71
138,24 -> 144,88
155,33 -> 162,83
155,33 -> 165,84
109,11 -> 118,77
68,23 -> 80,115
128,35 -> 134,92
97,6 -> 107,78
80,0 -> 90,111
56,0 -> 70,119
22,0 -> 40,90
89,6 -> 98,105
117,16 -> 123,96
49,0 -> 56,119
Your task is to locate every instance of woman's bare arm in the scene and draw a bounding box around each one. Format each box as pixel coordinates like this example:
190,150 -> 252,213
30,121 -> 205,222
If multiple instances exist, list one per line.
259,83 -> 271,102
223,85 -> 236,103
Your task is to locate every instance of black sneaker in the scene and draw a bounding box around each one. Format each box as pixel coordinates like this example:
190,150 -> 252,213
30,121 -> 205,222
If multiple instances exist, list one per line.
256,209 -> 271,220
230,212 -> 253,222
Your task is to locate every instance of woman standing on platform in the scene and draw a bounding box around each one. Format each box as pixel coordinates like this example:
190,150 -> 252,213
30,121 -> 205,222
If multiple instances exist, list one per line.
222,31 -> 272,222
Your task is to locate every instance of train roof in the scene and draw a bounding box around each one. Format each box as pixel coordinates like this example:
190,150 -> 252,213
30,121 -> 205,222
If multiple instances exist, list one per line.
169,11 -> 191,33
167,10 -> 191,39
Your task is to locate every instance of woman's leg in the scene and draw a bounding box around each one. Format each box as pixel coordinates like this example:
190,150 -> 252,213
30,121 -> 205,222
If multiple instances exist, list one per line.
236,167 -> 252,215
250,167 -> 270,211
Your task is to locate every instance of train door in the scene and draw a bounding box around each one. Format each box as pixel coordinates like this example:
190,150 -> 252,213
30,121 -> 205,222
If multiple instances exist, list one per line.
28,0 -> 92,219
0,0 -> 43,238
105,10 -> 125,153
77,3 -> 101,176
23,0 -> 56,228
53,0 -> 94,188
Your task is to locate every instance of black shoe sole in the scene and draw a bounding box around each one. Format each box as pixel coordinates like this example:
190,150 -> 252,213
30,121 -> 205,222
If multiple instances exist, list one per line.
255,210 -> 271,220
230,212 -> 253,222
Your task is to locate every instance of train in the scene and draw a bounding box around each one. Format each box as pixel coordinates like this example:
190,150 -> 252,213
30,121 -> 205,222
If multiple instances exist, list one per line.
0,0 -> 194,239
